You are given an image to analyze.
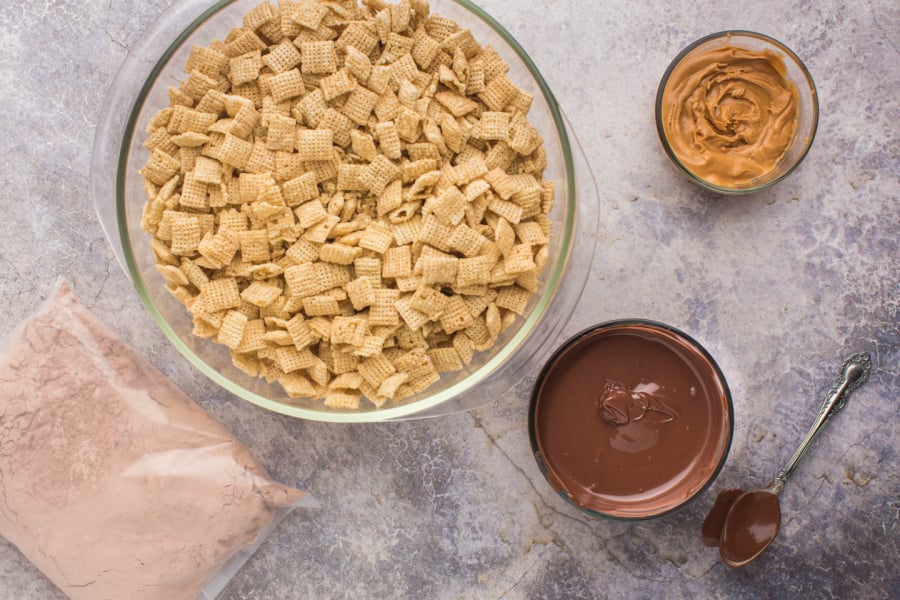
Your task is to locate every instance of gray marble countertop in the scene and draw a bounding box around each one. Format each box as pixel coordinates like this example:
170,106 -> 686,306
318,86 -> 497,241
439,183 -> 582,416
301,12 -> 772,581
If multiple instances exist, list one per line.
1,0 -> 897,598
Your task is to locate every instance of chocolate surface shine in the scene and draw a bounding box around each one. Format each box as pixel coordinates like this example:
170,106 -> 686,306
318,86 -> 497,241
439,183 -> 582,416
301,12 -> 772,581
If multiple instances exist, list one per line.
534,323 -> 731,518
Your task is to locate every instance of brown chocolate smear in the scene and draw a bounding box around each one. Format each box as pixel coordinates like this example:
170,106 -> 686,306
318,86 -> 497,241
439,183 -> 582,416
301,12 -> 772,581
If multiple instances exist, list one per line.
533,323 -> 731,518
720,491 -> 781,566
701,488 -> 743,547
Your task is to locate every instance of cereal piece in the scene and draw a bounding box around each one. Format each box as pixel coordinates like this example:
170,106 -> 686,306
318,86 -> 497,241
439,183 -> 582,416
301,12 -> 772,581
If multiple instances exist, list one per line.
476,111 -> 509,141
292,1 -> 328,29
275,346 -> 317,373
172,131 -> 211,148
302,295 -> 341,316
377,372 -> 409,399
324,391 -> 361,410
484,302 -> 502,339
409,286 -> 448,320
279,372 -> 318,398
465,315 -> 492,347
179,257 -> 209,289
170,215 -> 202,255
345,276 -> 376,310
454,156 -> 489,185
156,264 -> 190,286
329,372 -> 365,391
432,186 -> 467,226
427,347 -> 463,373
387,54 -> 420,87
382,245 -> 411,279
262,42 -> 301,74
299,40 -> 338,74
390,212 -> 422,246
359,222 -> 394,254
234,319 -> 266,354
268,68 -> 305,103
193,156 -> 223,185
404,161 -> 442,188
200,278 -> 241,313
336,164 -> 367,191
508,121 -> 543,155
495,284 -> 531,315
141,149 -> 181,186
421,254 -> 458,285
452,332 -> 474,365
438,295 -> 474,334
240,280 -> 282,307
319,242 -> 359,265
297,128 -> 336,163
365,288 -> 397,327
335,21 -> 379,55
279,173 -> 315,207
356,155 -> 398,197
319,68 -> 357,101
395,296 -> 429,331
447,223 -> 487,257
344,45 -> 372,83
265,114 -> 297,152
198,227 -> 240,267
285,313 -> 315,350
411,29 -> 441,69
340,86 -> 380,126
178,172 -> 208,210
185,44 -> 229,77
391,105 -> 418,142
374,121 -> 402,160
504,244 -> 535,274
487,196 -> 523,224
456,255 -> 491,288
514,221 -> 548,246
244,140 -> 276,174
434,90 -> 478,117
331,316 -> 369,347
350,130 -> 378,162
418,214 -> 453,252
217,310 -> 248,349
374,180 -> 402,219
294,199 -> 328,229
358,354 -> 397,388
479,73 -> 518,111
332,350 -> 359,375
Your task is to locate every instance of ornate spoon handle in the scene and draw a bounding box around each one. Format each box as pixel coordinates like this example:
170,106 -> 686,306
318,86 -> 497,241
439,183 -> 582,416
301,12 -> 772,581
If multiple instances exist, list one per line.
770,353 -> 872,494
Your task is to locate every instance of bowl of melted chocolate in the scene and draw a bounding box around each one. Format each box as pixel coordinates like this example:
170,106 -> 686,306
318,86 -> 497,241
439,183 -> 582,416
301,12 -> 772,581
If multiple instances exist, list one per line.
529,320 -> 733,519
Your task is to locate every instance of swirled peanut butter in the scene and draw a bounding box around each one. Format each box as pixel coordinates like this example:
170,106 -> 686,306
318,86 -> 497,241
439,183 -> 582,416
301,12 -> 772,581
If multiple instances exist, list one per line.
660,45 -> 799,187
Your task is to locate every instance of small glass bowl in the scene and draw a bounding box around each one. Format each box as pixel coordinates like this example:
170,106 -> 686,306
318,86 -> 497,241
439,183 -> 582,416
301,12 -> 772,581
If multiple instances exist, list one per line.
528,320 -> 734,520
655,31 -> 818,194
90,0 -> 600,422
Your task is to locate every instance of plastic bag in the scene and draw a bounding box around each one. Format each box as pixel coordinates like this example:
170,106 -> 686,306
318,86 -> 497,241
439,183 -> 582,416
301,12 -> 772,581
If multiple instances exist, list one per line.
0,281 -> 314,600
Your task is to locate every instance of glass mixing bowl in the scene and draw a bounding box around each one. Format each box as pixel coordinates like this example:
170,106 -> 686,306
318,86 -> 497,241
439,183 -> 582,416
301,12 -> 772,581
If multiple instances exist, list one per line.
91,0 -> 599,422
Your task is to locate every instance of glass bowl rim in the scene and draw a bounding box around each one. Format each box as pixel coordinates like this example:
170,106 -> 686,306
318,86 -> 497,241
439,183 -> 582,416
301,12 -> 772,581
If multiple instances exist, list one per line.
527,318 -> 735,521
114,0 -> 578,422
654,29 -> 819,195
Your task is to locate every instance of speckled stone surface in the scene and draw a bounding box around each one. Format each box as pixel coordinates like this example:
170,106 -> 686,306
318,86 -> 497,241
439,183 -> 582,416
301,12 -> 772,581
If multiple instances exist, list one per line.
0,0 -> 897,598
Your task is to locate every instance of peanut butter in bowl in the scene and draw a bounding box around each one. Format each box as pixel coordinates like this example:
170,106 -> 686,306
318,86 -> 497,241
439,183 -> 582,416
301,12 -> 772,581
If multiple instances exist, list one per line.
656,31 -> 818,194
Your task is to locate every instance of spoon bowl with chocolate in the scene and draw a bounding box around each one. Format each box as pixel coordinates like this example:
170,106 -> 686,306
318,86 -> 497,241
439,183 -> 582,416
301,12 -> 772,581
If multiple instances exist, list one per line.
529,320 -> 733,520
702,353 -> 872,567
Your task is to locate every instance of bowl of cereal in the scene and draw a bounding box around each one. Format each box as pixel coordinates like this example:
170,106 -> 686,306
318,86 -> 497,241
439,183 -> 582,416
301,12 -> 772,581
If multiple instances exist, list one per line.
655,31 -> 818,194
91,0 -> 598,422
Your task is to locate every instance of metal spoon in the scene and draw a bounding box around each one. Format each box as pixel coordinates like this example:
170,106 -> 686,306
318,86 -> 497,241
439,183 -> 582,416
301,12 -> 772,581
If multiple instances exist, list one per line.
704,352 -> 872,567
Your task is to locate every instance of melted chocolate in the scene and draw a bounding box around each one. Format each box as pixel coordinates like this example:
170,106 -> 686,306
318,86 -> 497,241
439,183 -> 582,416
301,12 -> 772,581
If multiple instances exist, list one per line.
532,323 -> 731,518
701,488 -> 743,547
720,491 -> 781,565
